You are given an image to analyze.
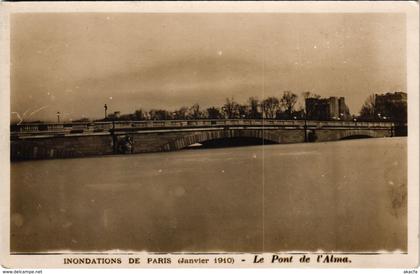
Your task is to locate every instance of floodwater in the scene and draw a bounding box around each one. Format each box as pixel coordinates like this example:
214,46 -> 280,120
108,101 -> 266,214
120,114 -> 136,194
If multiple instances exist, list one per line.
11,137 -> 407,252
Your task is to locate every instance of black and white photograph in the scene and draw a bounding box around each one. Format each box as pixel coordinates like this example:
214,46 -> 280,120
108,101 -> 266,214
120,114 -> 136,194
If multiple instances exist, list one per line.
1,1 -> 418,269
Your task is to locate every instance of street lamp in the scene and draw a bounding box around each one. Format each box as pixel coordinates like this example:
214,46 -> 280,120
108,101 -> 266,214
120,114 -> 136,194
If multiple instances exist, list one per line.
104,104 -> 108,120
303,110 -> 308,142
56,111 -> 60,123
110,110 -> 117,154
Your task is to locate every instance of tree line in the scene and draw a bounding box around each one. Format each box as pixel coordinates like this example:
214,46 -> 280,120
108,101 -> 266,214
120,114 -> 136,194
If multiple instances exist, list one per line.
69,91 -> 408,124
95,91 -> 407,123
102,91 -> 309,122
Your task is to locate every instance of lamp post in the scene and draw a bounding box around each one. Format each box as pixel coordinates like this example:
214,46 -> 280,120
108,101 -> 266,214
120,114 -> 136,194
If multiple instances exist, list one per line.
111,114 -> 116,154
104,104 -> 108,120
304,110 -> 308,142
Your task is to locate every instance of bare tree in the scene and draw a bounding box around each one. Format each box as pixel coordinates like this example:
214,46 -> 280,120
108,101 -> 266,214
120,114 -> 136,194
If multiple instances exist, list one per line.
222,97 -> 240,119
134,109 -> 146,120
238,104 -> 249,119
248,97 -> 261,119
261,97 -> 280,119
359,94 -> 376,120
149,109 -> 171,120
188,103 -> 202,119
280,91 -> 298,118
174,106 -> 188,120
206,107 -> 223,119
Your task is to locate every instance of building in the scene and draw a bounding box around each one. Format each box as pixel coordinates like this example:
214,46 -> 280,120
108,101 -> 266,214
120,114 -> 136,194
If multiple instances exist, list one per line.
338,97 -> 351,120
374,92 -> 407,121
306,96 -> 351,120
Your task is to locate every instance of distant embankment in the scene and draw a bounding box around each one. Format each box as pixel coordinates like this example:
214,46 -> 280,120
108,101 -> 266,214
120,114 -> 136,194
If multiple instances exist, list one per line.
10,119 -> 396,161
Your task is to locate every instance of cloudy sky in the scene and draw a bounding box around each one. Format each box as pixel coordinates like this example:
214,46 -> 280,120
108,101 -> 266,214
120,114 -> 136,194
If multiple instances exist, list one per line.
11,13 -> 406,122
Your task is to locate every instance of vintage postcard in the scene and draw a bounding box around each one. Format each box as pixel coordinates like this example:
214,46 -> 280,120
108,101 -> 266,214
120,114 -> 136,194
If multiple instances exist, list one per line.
0,1 -> 418,269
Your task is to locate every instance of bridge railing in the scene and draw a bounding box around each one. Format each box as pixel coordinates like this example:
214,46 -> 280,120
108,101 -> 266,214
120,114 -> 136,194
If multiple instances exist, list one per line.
10,119 -> 395,136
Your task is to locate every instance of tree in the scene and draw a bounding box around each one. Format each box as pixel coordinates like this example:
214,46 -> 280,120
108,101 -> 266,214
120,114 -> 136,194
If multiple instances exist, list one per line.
292,107 -> 306,120
359,94 -> 376,120
280,91 -> 298,118
261,97 -> 280,119
206,107 -> 223,119
173,106 -> 188,120
222,97 -> 240,119
248,97 -> 261,119
149,109 -> 171,120
238,104 -> 249,119
188,103 -> 202,119
134,109 -> 146,120
302,91 -> 321,100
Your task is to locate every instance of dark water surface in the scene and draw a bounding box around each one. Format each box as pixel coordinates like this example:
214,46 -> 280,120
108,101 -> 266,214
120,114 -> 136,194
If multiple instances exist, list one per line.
11,138 -> 407,252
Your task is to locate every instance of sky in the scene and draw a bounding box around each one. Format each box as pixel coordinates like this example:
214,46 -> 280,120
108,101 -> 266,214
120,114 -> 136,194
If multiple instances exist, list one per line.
11,13 -> 406,122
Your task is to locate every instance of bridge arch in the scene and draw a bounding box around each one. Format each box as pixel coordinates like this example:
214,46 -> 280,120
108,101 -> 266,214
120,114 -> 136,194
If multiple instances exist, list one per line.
161,129 -> 282,151
338,129 -> 379,140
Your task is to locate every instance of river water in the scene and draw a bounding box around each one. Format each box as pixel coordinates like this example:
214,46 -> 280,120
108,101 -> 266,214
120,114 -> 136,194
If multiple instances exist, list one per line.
11,137 -> 407,252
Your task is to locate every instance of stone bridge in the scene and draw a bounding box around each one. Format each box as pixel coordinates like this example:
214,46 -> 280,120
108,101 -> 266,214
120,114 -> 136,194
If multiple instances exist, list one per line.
10,119 -> 395,160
